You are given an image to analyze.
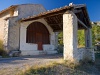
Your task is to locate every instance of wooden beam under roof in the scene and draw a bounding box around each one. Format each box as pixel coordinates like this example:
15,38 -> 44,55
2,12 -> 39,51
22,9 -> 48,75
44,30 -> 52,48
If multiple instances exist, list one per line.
73,9 -> 82,13
78,18 -> 88,29
20,4 -> 91,31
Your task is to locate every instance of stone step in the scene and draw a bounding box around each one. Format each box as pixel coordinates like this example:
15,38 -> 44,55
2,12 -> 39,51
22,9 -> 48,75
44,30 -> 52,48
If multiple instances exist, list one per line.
9,50 -> 21,57
46,50 -> 58,54
39,51 -> 47,55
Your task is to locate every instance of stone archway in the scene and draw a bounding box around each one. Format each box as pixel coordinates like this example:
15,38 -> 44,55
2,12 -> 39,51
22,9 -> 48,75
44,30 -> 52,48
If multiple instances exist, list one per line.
26,22 -> 50,50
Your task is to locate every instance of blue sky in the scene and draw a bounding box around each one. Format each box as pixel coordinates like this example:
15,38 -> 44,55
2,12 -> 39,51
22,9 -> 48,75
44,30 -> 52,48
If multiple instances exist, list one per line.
0,0 -> 100,22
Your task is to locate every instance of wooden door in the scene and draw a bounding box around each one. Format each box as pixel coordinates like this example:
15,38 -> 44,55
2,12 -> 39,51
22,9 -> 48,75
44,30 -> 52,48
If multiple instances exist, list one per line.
36,33 -> 43,50
26,22 -> 50,51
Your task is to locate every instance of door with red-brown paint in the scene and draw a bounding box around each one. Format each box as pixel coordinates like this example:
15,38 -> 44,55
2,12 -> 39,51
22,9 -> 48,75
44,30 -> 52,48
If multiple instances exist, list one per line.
36,33 -> 43,50
26,22 -> 50,51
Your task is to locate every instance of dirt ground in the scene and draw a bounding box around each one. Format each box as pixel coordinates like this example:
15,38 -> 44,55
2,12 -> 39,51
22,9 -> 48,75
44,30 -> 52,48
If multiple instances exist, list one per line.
0,53 -> 100,75
0,54 -> 62,75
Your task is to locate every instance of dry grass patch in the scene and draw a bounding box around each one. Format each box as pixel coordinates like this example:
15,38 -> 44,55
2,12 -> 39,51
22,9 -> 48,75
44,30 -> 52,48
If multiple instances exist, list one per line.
18,59 -> 98,75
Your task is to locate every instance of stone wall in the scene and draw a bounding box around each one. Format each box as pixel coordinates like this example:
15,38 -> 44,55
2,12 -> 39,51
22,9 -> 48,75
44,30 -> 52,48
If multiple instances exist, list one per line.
3,20 -> 9,52
78,48 -> 95,62
0,12 -> 11,41
18,4 -> 46,19
63,11 -> 78,62
0,19 -> 5,41
0,6 -> 18,51
7,17 -> 20,51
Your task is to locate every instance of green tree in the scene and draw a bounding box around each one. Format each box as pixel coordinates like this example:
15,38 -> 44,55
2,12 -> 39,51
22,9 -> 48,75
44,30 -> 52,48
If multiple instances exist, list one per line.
58,24 -> 100,47
77,29 -> 85,47
92,24 -> 100,45
58,32 -> 63,45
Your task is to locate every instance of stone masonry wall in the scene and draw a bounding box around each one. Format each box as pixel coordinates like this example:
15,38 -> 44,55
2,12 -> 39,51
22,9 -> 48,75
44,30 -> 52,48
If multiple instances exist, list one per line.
7,17 -> 20,51
78,48 -> 95,62
0,12 -> 11,41
3,20 -> 9,52
18,4 -> 46,19
63,11 -> 78,62
0,6 -> 18,51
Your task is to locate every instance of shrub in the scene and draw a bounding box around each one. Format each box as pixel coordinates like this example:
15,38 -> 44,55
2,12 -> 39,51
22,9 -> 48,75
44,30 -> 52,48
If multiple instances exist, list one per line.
0,40 -> 7,56
57,45 -> 63,53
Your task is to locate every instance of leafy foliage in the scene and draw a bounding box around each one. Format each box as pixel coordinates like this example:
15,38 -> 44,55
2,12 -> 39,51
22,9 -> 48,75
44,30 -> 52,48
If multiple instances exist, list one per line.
58,24 -> 100,47
77,30 -> 85,47
58,32 -> 63,45
58,30 -> 85,47
92,25 -> 100,45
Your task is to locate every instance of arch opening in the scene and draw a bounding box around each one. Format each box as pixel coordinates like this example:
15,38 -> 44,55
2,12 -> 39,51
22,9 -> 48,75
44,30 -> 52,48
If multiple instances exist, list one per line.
26,22 -> 50,50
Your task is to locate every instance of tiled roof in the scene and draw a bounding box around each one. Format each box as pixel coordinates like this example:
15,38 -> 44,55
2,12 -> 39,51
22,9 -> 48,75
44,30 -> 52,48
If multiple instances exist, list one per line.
21,4 -> 86,21
21,5 -> 73,21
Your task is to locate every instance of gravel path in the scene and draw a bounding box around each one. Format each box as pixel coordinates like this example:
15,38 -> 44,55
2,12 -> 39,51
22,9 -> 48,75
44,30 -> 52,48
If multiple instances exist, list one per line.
0,54 -> 62,75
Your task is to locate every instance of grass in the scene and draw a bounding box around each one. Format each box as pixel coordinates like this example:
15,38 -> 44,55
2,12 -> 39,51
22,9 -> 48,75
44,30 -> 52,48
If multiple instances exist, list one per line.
18,61 -> 78,75
18,58 -> 100,75
0,52 -> 99,75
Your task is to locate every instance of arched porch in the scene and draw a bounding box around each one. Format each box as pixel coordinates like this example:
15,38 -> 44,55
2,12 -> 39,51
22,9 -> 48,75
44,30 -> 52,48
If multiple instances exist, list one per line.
20,19 -> 57,55
20,4 -> 95,63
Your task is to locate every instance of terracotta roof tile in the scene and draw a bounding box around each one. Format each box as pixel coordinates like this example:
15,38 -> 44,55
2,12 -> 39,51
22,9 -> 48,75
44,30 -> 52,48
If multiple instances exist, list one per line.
21,4 -> 86,21
21,5 -> 74,21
